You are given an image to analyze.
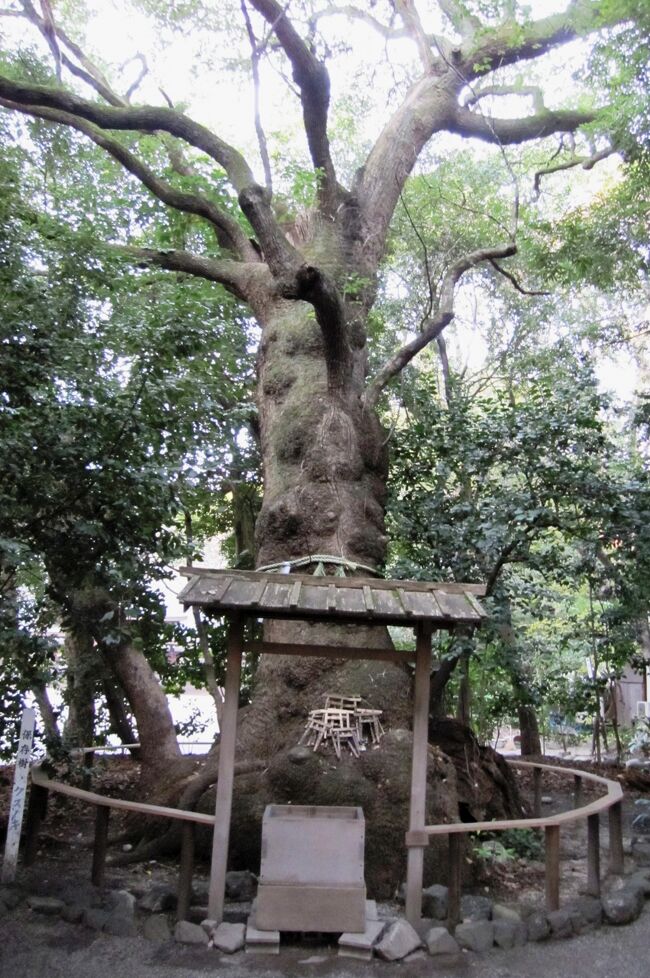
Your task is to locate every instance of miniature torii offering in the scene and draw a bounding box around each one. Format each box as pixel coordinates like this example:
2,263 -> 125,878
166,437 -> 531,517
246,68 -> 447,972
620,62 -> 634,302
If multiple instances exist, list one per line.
299,694 -> 385,758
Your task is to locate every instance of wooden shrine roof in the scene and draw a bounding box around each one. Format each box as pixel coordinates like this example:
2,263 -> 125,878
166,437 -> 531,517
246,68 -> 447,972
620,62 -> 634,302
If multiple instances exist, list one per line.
178,568 -> 487,629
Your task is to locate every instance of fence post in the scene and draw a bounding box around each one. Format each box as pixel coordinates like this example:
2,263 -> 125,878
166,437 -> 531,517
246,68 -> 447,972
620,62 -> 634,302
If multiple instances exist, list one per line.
608,800 -> 624,874
177,822 -> 195,922
586,813 -> 600,897
573,774 -> 583,810
533,767 -> 542,817
447,833 -> 462,931
91,805 -> 110,888
545,825 -> 560,911
23,783 -> 49,867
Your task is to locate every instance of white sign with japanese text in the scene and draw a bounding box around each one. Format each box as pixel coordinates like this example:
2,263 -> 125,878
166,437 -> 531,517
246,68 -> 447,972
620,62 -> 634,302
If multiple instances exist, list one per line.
1,707 -> 36,883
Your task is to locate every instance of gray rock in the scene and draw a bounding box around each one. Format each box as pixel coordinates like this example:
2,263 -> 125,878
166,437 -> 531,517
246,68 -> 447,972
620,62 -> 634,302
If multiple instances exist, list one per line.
225,871 -> 257,903
212,922 -> 246,954
174,920 -> 209,945
139,884 -> 177,914
425,926 -> 460,955
526,910 -> 550,941
569,896 -> 602,930
602,886 -> 645,925
105,890 -> 136,916
0,886 -> 22,909
422,884 -> 448,920
61,904 -> 85,924
631,812 -> 650,835
631,838 -> 650,866
27,895 -> 64,916
84,908 -> 109,931
105,912 -> 138,937
223,905 -> 250,924
493,919 -> 526,949
0,900 -> 8,917
413,916 -> 435,940
626,870 -> 650,895
492,903 -> 522,923
200,918 -> 218,937
375,920 -> 422,961
455,920 -> 494,953
461,894 -> 493,921
142,914 -> 171,941
546,909 -> 573,939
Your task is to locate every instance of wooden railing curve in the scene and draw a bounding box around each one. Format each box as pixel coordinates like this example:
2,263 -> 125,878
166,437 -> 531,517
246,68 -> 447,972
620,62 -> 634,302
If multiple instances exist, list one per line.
23,754 -> 625,927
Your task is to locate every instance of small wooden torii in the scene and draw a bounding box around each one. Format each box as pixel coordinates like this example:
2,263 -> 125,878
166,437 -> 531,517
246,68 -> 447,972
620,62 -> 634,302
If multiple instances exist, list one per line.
179,567 -> 487,926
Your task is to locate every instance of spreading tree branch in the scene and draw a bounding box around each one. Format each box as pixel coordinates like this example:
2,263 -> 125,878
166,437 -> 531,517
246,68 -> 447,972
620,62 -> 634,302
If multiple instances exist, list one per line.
241,0 -> 273,194
0,74 -> 300,272
15,0 -> 124,105
356,0 -> 630,264
363,242 -> 516,409
0,97 -> 258,260
460,0 -> 629,81
310,5 -> 404,41
117,246 -> 261,300
464,84 -> 546,112
489,260 -> 550,297
438,0 -> 481,39
247,0 -> 339,215
394,0 -> 436,72
533,147 -> 615,196
451,105 -> 597,144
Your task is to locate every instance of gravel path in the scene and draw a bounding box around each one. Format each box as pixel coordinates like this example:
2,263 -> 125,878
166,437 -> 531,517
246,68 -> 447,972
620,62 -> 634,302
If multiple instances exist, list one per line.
1,903 -> 649,978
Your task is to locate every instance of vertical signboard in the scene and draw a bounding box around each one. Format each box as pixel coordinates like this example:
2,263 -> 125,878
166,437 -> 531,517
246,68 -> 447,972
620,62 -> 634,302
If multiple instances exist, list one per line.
1,707 -> 36,883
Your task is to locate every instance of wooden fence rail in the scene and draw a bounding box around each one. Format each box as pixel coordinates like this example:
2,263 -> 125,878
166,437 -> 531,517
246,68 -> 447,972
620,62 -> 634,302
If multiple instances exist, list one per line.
24,756 -> 625,926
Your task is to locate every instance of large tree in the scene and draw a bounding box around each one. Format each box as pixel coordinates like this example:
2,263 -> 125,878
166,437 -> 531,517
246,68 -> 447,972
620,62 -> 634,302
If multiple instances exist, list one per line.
1,0 -> 647,888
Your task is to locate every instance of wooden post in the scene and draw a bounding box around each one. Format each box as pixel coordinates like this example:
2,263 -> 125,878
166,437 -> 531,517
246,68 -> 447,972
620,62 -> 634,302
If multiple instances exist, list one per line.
573,774 -> 583,809
447,833 -> 462,931
91,805 -> 110,888
533,766 -> 542,817
405,623 -> 432,926
177,822 -> 195,921
208,615 -> 243,923
545,824 -> 560,911
608,800 -> 624,874
586,813 -> 600,897
1,707 -> 36,883
23,784 -> 48,867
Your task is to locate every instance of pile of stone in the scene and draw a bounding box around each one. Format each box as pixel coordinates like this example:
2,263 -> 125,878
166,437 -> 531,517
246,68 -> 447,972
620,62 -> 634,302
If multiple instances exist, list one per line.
4,862 -> 650,963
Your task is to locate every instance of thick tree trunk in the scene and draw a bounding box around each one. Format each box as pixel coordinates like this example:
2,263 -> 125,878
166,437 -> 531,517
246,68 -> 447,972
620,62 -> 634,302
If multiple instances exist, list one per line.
104,639 -> 183,780
63,628 -> 96,747
517,704 -> 542,756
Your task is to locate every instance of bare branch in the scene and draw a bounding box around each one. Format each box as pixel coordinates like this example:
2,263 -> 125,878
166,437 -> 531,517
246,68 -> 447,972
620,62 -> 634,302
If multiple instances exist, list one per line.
18,0 -> 124,105
0,97 -> 258,260
464,84 -> 546,113
241,0 -> 273,194
533,147 -> 615,196
489,260 -> 550,296
123,54 -> 149,103
37,0 -> 61,81
394,0 -> 436,72
247,0 -> 339,215
311,5 -> 404,41
451,105 -> 597,145
363,243 -> 517,409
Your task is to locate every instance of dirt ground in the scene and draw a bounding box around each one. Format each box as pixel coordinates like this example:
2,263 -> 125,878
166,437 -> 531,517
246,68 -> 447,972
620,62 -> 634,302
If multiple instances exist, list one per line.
0,755 -> 648,978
